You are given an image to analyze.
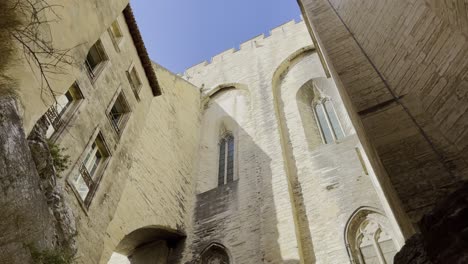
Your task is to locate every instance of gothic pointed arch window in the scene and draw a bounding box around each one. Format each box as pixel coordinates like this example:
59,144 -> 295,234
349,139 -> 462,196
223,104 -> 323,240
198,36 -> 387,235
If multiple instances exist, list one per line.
218,133 -> 235,186
313,98 -> 344,144
345,209 -> 398,264
201,243 -> 230,264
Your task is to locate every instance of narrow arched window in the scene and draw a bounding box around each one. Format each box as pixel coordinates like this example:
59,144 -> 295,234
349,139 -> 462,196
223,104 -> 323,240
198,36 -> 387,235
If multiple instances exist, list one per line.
218,134 -> 234,186
314,99 -> 344,144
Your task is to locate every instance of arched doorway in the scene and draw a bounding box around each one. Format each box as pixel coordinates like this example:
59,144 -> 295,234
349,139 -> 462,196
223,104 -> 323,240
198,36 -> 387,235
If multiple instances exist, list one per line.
108,226 -> 185,264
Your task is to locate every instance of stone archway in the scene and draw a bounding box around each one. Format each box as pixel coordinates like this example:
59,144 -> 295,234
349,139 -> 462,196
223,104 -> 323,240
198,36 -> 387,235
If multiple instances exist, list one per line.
111,226 -> 185,264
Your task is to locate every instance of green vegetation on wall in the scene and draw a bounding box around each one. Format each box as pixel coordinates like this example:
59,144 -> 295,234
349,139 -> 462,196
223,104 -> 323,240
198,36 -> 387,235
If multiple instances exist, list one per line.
47,141 -> 71,174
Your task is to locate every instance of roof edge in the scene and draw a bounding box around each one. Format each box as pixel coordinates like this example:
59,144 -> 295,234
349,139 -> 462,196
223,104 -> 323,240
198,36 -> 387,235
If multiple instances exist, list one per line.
123,4 -> 161,96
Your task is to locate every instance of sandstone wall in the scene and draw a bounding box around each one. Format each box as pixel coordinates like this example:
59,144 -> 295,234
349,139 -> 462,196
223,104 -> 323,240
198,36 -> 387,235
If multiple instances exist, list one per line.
0,97 -> 56,263
189,87 -> 267,263
7,0 -> 130,134
100,65 -> 201,263
3,3 -> 172,263
3,1 -> 201,263
297,0 -> 468,226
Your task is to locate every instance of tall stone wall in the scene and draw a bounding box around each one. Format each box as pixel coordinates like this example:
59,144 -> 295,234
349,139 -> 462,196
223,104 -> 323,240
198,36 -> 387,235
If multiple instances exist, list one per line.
297,0 -> 468,226
185,20 -> 313,262
2,1 -> 202,263
1,2 -> 185,263
189,87 -> 266,263
100,64 -> 201,264
7,0 -> 130,134
38,10 -> 163,263
274,49 -> 402,262
185,19 -> 403,263
0,1 -> 57,262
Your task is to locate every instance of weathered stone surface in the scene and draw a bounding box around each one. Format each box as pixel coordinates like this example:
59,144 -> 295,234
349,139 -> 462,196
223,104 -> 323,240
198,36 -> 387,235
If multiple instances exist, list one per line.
184,20 -> 403,263
128,241 -> 169,264
5,0 -> 466,263
101,64 -> 201,264
28,117 -> 77,255
421,182 -> 468,263
298,0 -> 468,229
394,234 -> 432,264
0,96 -> 55,263
395,182 -> 468,263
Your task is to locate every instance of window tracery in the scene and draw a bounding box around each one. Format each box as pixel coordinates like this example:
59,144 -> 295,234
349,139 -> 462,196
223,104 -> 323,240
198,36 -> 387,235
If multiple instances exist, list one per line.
313,98 -> 344,144
346,210 -> 398,264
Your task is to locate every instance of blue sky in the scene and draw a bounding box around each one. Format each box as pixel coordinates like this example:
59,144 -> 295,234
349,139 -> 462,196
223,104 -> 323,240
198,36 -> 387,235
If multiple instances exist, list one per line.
130,1 -> 302,73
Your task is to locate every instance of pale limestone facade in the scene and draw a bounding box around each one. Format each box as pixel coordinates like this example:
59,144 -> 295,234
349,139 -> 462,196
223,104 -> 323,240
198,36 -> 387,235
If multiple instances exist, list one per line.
182,20 -> 404,264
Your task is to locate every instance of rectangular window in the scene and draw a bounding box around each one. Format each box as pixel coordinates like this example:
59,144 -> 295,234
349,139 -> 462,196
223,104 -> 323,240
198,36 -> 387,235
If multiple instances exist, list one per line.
126,65 -> 143,100
45,82 -> 84,139
109,21 -> 123,43
107,91 -> 131,136
85,40 -> 108,79
70,132 -> 111,207
108,20 -> 124,52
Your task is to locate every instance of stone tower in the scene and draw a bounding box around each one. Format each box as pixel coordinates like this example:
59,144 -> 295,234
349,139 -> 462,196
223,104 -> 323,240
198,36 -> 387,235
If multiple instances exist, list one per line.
182,20 -> 404,264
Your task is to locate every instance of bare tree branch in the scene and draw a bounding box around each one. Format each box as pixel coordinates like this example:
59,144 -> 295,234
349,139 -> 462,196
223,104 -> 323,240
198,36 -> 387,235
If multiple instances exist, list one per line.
9,0 -> 76,107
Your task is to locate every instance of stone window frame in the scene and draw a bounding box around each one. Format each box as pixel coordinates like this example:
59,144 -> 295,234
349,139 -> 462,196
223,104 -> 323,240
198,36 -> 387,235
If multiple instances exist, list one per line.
67,128 -> 112,210
106,86 -> 132,138
200,243 -> 231,264
345,208 -> 399,264
85,39 -> 109,82
126,62 -> 143,101
44,81 -> 85,142
312,97 -> 345,144
108,17 -> 125,53
217,131 -> 236,186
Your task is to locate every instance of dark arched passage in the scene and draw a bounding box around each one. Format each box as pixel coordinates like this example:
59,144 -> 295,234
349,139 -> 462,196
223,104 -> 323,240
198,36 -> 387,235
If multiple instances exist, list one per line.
115,226 -> 185,264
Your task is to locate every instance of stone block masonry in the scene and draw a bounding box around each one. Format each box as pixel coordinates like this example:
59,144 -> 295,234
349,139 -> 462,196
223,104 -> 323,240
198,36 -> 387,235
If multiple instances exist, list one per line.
185,18 -> 403,264
298,0 -> 468,227
0,97 -> 56,263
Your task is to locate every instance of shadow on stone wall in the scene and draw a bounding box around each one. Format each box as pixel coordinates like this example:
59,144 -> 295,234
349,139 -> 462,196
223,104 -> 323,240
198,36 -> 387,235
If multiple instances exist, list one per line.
189,104 -> 299,263
110,225 -> 186,264
395,181 -> 468,264
272,49 -> 318,263
105,95 -> 300,263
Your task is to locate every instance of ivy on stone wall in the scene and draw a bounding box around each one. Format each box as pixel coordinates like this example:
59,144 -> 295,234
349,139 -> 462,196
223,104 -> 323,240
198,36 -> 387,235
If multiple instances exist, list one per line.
31,248 -> 74,264
47,141 -> 70,174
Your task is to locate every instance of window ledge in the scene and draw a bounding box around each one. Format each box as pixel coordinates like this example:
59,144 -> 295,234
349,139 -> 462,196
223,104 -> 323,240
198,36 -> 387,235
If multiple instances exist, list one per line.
48,100 -> 85,143
66,180 -> 89,216
88,61 -> 109,84
108,113 -> 131,140
131,85 -> 142,101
